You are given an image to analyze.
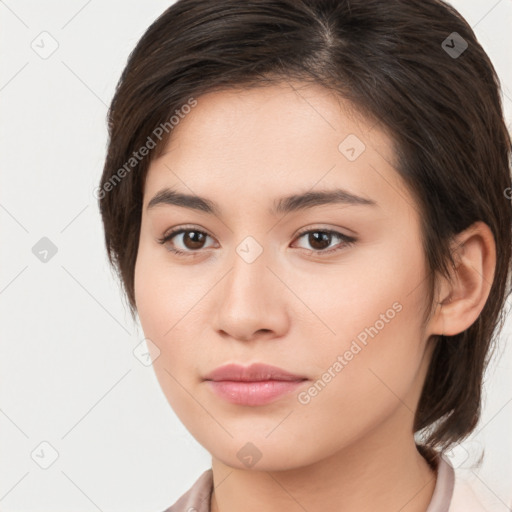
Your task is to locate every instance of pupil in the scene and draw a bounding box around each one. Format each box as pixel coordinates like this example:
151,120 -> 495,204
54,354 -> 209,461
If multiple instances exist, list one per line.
310,232 -> 330,250
185,231 -> 204,249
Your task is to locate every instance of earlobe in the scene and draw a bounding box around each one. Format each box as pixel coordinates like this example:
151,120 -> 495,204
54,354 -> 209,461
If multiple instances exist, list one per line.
429,221 -> 496,337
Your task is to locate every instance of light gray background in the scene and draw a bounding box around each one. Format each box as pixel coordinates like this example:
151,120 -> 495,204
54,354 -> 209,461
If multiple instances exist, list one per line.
1,1 -> 511,511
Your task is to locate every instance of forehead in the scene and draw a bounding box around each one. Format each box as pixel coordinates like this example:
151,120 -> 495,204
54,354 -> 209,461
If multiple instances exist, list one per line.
143,82 -> 416,219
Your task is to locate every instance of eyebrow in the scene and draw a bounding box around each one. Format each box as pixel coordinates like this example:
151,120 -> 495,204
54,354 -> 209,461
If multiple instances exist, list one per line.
147,186 -> 377,216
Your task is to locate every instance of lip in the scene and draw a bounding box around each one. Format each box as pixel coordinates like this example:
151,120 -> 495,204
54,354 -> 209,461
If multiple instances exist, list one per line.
204,363 -> 306,382
203,363 -> 308,406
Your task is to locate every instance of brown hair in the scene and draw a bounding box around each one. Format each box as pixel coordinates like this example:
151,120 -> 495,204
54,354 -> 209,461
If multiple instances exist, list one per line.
98,0 -> 512,454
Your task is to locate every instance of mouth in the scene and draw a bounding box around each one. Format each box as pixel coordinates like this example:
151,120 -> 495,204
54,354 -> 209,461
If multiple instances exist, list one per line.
203,362 -> 308,406
203,362 -> 307,382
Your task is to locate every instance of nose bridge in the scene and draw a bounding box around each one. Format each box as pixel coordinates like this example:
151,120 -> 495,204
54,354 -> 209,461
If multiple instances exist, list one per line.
227,233 -> 271,300
235,233 -> 266,267
212,232 -> 287,340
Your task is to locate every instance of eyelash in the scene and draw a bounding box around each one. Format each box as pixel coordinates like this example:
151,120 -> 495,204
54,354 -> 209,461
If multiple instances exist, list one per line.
157,225 -> 356,258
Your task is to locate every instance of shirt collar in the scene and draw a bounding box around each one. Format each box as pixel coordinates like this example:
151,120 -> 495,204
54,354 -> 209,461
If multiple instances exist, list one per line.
425,452 -> 456,512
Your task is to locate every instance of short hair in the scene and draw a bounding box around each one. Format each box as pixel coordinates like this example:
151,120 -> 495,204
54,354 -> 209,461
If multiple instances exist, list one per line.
98,0 -> 512,458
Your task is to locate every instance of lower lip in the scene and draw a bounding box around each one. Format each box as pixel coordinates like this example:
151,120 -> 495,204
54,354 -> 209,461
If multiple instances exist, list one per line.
205,379 -> 307,406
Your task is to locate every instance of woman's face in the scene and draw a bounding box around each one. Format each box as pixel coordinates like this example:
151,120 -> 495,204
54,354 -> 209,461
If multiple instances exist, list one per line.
134,82 -> 436,470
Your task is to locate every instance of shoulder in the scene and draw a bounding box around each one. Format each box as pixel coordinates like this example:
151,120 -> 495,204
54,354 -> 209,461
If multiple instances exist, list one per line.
427,453 -> 502,512
161,468 -> 214,512
450,475 -> 503,512
448,463 -> 501,512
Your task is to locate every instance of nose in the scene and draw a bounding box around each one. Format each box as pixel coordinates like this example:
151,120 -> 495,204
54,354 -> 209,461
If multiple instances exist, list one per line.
212,244 -> 290,343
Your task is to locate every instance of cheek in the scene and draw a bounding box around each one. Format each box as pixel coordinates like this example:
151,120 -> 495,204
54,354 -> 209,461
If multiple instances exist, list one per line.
134,226 -> 190,330
134,244 -> 176,360
297,231 -> 428,353
134,251 -> 202,418
134,241 -> 213,379
302,238 -> 429,417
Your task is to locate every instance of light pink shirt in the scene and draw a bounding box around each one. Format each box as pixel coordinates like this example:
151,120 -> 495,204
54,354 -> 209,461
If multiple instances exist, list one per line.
163,454 -> 493,511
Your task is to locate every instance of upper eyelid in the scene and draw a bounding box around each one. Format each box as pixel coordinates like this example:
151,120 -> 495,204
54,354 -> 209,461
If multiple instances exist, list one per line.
159,226 -> 214,244
161,225 -> 350,240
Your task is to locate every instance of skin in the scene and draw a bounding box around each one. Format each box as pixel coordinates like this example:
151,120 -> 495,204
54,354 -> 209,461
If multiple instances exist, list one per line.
134,81 -> 496,512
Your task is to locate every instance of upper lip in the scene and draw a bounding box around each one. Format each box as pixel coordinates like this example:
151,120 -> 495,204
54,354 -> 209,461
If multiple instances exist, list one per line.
204,363 -> 307,382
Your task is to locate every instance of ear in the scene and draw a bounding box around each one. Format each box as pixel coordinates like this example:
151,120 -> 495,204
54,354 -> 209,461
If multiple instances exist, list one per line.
428,221 -> 496,337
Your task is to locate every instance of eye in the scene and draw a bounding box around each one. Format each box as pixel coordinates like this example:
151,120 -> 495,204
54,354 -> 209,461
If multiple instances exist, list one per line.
157,226 -> 356,257
292,228 -> 356,255
157,226 -> 216,256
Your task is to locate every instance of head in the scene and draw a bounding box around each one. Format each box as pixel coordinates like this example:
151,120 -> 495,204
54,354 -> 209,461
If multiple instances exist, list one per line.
98,0 -> 512,469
